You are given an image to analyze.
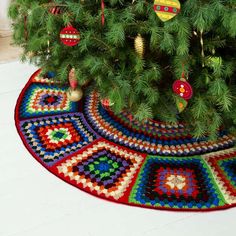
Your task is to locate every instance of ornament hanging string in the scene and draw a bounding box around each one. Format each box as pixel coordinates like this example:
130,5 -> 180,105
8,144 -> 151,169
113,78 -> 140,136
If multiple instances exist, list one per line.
47,33 -> 50,60
181,63 -> 186,79
200,29 -> 205,67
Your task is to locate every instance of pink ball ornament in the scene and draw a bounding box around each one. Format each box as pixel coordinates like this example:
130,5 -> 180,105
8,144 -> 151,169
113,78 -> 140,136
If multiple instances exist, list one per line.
69,68 -> 78,89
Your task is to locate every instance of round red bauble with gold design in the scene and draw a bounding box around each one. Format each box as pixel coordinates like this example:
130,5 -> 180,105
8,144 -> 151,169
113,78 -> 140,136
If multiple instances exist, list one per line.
60,26 -> 80,46
172,78 -> 193,100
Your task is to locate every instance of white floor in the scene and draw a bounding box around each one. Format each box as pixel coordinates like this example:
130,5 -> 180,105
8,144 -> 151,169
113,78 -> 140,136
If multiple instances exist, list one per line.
0,61 -> 236,236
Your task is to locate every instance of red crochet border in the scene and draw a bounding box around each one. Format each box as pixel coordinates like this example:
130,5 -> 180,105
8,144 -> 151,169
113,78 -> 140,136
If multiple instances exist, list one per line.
14,70 -> 236,212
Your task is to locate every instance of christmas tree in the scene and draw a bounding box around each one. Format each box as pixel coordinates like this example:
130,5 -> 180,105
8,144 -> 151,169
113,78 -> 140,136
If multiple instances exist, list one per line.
8,0 -> 236,138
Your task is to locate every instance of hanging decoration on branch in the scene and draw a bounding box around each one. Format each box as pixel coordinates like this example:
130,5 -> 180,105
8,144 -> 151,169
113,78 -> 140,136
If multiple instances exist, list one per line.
66,68 -> 83,102
68,68 -> 78,89
101,0 -> 105,26
153,0 -> 181,22
46,31 -> 51,60
49,5 -> 63,15
67,87 -> 83,102
200,29 -> 205,67
134,34 -> 145,58
44,2 -> 65,15
173,78 -> 193,100
172,70 -> 193,113
193,29 -> 205,67
175,96 -> 188,113
60,25 -> 80,46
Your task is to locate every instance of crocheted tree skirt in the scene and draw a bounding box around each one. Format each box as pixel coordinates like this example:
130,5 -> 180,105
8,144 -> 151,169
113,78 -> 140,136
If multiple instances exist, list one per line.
15,70 -> 236,211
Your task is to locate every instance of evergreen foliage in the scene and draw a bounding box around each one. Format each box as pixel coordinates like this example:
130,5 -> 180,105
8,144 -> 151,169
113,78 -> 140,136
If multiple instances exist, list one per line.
8,0 -> 236,138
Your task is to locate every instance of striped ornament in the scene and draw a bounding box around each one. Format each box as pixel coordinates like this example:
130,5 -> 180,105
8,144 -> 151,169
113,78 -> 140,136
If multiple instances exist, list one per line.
153,0 -> 181,22
60,26 -> 80,46
49,6 -> 63,15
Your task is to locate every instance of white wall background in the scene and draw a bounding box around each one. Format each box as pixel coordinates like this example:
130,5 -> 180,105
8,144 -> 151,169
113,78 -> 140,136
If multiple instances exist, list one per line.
0,0 -> 11,31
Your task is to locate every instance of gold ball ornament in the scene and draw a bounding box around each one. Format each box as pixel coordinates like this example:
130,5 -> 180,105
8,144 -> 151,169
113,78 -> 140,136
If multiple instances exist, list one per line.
66,88 -> 83,102
134,34 -> 145,58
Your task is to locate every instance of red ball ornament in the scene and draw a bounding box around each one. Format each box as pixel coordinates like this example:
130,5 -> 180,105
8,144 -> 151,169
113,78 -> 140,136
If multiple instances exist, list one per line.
60,26 -> 80,46
172,78 -> 193,100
